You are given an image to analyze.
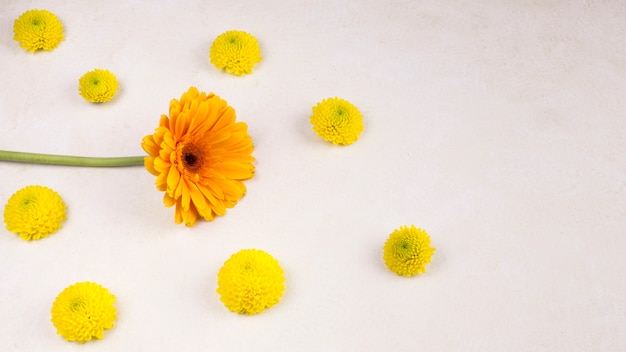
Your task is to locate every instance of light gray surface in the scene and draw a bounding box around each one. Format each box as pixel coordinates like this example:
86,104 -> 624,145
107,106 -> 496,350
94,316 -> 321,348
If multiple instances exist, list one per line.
1,0 -> 625,350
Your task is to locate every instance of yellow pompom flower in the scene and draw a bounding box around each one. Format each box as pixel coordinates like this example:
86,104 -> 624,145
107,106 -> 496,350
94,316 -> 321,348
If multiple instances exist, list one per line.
13,9 -> 64,52
310,97 -> 364,145
217,249 -> 285,315
3,185 -> 66,241
383,225 -> 436,277
78,69 -> 119,103
51,282 -> 117,343
209,30 -> 262,76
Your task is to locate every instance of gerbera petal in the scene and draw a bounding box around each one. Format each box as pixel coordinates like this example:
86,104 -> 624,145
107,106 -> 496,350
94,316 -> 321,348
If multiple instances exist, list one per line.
153,156 -> 170,172
188,182 -> 209,213
221,131 -> 248,148
174,177 -> 190,209
206,130 -> 232,146
163,132 -> 176,150
166,165 -> 181,193
201,209 -> 216,221
188,100 -> 211,136
163,194 -> 176,207
168,100 -> 181,130
155,171 -> 168,192
141,136 -> 160,157
214,162 -> 255,179
180,202 -> 199,227
174,110 -> 189,139
159,114 -> 170,128
211,200 -> 227,216
209,127 -> 252,151
195,179 -> 217,203
197,185 -> 226,215
199,99 -> 221,131
204,179 -> 225,200
184,100 -> 200,136
212,106 -> 237,132
143,157 -> 158,175
213,179 -> 246,201
212,153 -> 256,164
174,201 -> 183,224
159,148 -> 171,163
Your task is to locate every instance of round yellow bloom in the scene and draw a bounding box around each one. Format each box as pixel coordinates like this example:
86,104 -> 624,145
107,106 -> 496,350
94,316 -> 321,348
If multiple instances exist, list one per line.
209,30 -> 262,76
217,249 -> 285,315
383,225 -> 436,277
78,69 -> 119,103
3,185 -> 66,241
141,87 -> 255,226
13,9 -> 64,52
51,282 -> 117,343
310,97 -> 364,145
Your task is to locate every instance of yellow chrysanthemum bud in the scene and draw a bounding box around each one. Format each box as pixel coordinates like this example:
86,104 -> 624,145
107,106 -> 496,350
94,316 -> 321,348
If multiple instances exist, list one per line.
217,249 -> 285,315
310,97 -> 364,145
13,9 -> 64,52
3,185 -> 67,241
51,282 -> 117,343
209,30 -> 262,76
78,69 -> 119,103
383,225 -> 436,277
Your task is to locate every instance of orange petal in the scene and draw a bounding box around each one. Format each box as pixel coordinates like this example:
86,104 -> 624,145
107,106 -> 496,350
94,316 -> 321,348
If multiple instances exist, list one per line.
159,114 -> 170,128
166,166 -> 181,193
143,157 -> 158,176
213,163 -> 253,180
196,183 -> 226,215
141,136 -> 159,156
201,209 -> 216,222
204,179 -> 225,200
174,201 -> 183,224
180,179 -> 191,211
163,194 -> 176,207
181,202 -> 199,226
212,106 -> 236,132
189,182 -> 209,213
155,171 -> 168,192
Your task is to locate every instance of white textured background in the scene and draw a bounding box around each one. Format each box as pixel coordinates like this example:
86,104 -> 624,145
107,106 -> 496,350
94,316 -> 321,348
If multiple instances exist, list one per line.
1,0 -> 625,351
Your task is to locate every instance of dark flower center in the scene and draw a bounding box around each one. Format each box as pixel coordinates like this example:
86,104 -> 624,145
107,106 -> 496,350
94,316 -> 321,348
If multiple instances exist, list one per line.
182,144 -> 203,172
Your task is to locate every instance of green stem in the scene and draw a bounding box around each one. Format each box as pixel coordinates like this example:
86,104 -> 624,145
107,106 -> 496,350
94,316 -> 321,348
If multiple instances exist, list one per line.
0,150 -> 144,167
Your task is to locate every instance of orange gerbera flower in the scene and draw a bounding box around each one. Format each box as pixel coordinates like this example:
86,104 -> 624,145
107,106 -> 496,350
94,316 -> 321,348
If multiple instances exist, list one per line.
141,87 -> 255,226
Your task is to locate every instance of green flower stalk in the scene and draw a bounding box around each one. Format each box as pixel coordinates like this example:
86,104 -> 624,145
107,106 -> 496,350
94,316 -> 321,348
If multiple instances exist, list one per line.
0,150 -> 143,167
